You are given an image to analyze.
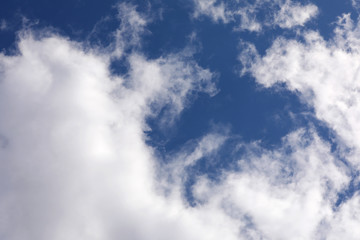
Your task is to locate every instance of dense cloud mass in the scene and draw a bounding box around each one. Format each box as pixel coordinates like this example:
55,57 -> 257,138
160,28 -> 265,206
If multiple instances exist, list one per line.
1,1 -> 360,240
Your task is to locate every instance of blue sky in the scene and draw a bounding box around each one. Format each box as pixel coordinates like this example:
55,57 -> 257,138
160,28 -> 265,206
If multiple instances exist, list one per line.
1,0 -> 360,239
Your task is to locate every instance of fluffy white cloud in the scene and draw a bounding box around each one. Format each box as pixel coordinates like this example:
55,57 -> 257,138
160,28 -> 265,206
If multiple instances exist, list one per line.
245,14 -> 360,166
192,0 -> 318,31
240,11 -> 360,239
192,129 -> 349,239
0,21 -> 220,240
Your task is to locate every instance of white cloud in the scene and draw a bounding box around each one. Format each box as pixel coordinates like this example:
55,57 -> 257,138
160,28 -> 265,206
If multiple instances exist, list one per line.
1,3 -> 359,240
0,21 -> 219,240
327,193 -> 360,239
192,0 -> 318,31
245,13 -> 360,166
274,0 -> 318,29
112,3 -> 148,57
193,0 -> 230,23
192,129 -> 349,239
240,11 -> 360,238
161,132 -> 228,197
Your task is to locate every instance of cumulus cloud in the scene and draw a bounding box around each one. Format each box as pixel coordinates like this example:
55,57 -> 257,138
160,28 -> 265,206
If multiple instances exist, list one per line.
240,11 -> 360,239
192,0 -> 318,31
192,129 -> 349,239
0,10 -> 219,240
245,13 -> 360,166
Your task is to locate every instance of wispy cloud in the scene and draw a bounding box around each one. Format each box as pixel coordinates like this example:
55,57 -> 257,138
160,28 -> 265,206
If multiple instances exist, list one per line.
246,13 -> 360,164
240,11 -> 360,239
192,128 -> 349,239
0,19 -> 7,31
274,0 -> 318,29
192,0 -> 318,31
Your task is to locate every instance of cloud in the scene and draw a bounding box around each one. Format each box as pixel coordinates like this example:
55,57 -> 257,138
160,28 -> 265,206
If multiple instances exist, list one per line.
352,0 -> 360,10
327,193 -> 360,239
161,132 -> 228,196
0,2 -> 359,240
0,11 -> 219,239
112,3 -> 148,57
240,11 -> 360,238
192,129 -> 349,239
193,0 -> 230,23
245,13 -> 360,166
192,0 -> 318,31
274,0 -> 318,29
88,3 -> 150,58
0,19 -> 7,31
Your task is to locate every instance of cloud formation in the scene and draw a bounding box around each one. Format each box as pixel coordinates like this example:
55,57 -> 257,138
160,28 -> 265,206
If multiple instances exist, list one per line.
0,19 -> 7,31
246,13 -> 360,165
241,11 -> 360,239
192,0 -> 318,31
273,1 -> 318,29
0,7 -> 219,239
193,129 -> 349,239
1,2 -> 360,240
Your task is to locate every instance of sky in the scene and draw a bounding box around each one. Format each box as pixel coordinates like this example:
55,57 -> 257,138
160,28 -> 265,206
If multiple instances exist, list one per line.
1,0 -> 360,239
